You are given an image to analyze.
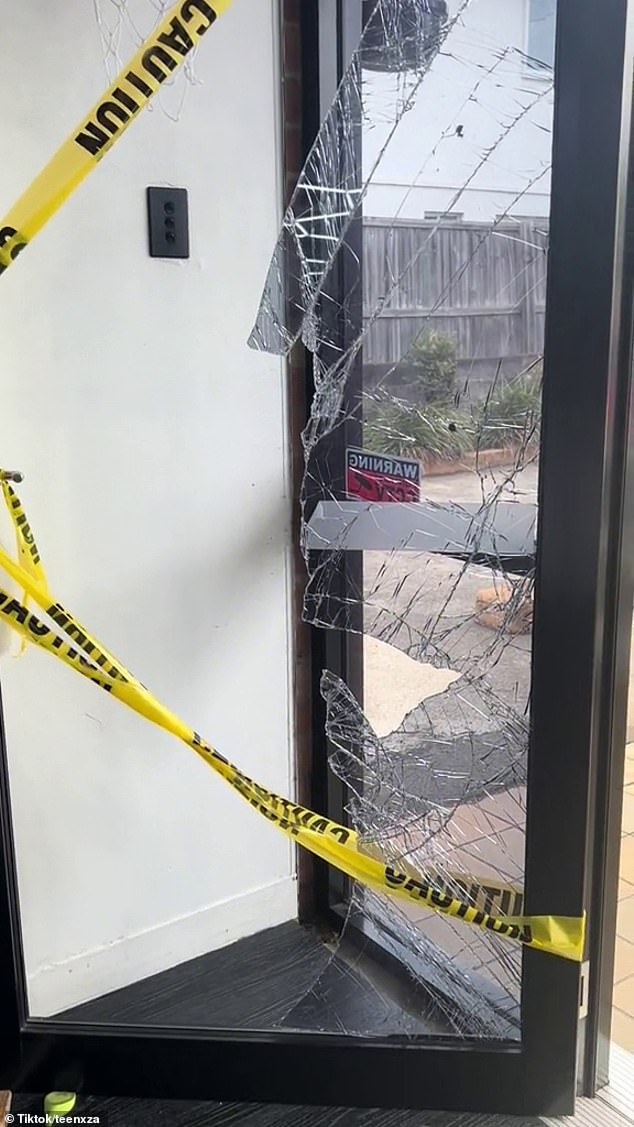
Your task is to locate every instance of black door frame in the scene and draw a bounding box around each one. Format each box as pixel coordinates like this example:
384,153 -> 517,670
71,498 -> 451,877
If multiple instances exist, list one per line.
309,0 -> 634,1105
0,0 -> 633,1115
305,0 -> 365,921
523,0 -> 634,1103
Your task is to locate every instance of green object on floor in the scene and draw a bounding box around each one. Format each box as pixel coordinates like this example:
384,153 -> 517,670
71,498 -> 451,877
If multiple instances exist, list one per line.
44,1092 -> 77,1120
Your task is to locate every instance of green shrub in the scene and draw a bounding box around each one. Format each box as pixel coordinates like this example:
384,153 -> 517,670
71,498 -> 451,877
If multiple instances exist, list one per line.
476,367 -> 542,450
364,397 -> 474,460
363,361 -> 543,464
395,330 -> 458,406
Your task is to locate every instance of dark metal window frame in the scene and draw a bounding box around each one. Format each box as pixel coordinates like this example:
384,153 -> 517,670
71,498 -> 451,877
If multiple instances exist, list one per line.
0,0 -> 632,1114
582,30 -> 634,1094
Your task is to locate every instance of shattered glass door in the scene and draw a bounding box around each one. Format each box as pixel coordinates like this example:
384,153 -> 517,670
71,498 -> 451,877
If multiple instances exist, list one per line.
1,0 -> 591,1067
252,0 -> 554,1040
3,0 -> 631,1112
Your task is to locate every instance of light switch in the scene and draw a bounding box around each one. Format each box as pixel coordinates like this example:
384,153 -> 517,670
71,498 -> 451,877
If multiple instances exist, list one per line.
147,186 -> 189,259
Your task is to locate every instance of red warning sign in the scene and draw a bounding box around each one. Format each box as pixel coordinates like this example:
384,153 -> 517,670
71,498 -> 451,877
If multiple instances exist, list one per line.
346,448 -> 421,503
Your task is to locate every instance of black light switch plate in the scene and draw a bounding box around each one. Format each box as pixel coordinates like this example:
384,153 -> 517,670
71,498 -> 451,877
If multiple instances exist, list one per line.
147,186 -> 189,259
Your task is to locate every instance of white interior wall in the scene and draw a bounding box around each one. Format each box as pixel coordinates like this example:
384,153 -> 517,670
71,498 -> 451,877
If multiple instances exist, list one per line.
0,0 -> 295,1016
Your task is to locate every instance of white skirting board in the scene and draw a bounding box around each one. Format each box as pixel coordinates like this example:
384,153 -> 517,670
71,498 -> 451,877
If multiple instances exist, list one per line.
27,875 -> 297,1018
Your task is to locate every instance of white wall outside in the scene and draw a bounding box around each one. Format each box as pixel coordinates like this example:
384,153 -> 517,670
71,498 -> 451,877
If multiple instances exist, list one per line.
0,0 -> 295,1016
364,0 -> 554,222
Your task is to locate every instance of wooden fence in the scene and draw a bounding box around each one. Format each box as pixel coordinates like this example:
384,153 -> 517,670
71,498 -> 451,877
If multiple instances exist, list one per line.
363,217 -> 549,391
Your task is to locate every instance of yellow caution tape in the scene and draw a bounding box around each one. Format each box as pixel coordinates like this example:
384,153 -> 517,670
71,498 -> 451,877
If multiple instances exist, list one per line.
0,0 -> 234,277
0,475 -> 585,961
1,475 -> 49,654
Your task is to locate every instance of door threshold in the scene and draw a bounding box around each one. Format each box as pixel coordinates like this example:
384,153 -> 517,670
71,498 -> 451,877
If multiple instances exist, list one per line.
594,1042 -> 634,1122
542,1100 -> 631,1126
542,1043 -> 634,1127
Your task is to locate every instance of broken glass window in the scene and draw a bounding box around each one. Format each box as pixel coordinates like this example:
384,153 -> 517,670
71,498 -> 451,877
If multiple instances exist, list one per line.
251,0 -> 553,1040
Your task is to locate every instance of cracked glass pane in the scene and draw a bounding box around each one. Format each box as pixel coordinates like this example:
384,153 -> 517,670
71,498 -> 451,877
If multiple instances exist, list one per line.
251,0 -> 554,1039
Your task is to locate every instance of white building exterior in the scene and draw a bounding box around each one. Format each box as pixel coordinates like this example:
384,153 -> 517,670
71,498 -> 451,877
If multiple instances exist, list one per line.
364,0 -> 556,223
